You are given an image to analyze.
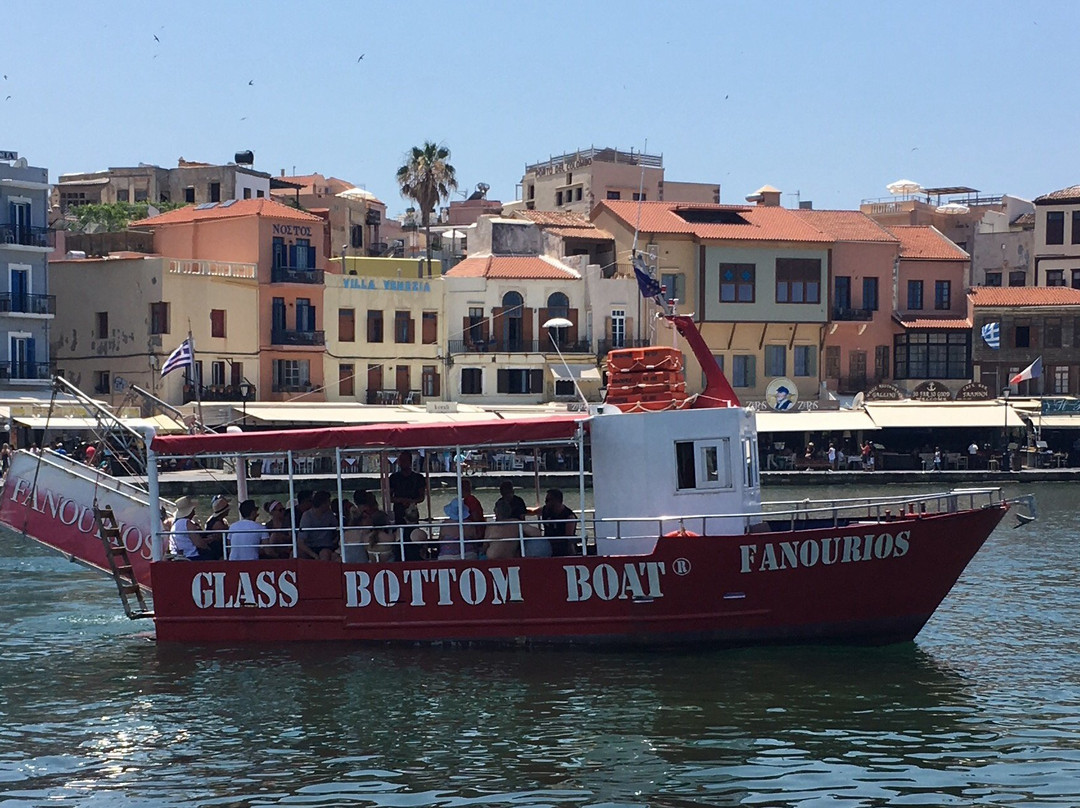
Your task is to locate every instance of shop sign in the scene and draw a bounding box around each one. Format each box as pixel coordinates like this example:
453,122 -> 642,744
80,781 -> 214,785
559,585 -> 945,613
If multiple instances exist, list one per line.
911,381 -> 953,402
1042,398 -> 1080,414
865,383 -> 905,401
955,382 -> 992,401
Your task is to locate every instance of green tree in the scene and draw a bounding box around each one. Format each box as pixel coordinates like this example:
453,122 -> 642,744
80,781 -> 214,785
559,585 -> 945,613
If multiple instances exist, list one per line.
396,141 -> 457,276
67,201 -> 184,233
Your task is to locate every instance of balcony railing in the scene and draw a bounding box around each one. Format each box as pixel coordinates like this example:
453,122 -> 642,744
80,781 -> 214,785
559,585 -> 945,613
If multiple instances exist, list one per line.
271,329 -> 325,346
271,266 -> 324,284
366,389 -> 422,405
597,338 -> 651,359
0,293 -> 56,315
271,382 -> 317,394
182,384 -> 258,404
169,259 -> 256,279
0,361 -> 52,381
448,339 -> 593,355
0,224 -> 54,249
831,306 -> 875,322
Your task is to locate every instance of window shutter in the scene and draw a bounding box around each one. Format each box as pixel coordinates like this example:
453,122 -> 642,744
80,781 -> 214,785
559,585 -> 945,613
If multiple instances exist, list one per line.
604,316 -> 612,339
808,346 -> 817,377
433,370 -> 441,397
288,244 -> 297,268
308,246 -> 316,267
529,369 -> 543,393
407,317 -> 415,343
626,318 -> 635,341
747,355 -> 756,388
522,307 -> 534,347
497,368 -> 509,393
462,317 -> 471,345
26,338 -> 35,370
568,309 -> 579,343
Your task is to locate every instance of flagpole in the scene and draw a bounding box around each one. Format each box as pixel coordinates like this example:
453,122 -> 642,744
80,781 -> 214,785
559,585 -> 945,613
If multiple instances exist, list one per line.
189,326 -> 204,428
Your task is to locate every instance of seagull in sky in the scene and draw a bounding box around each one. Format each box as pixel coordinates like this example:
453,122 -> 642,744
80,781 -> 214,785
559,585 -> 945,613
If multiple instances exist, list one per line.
357,54 -> 365,61
248,79 -> 254,85
153,34 -> 159,42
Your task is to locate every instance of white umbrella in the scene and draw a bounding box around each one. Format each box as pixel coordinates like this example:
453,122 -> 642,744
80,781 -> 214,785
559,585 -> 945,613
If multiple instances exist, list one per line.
886,179 -> 923,196
935,202 -> 970,215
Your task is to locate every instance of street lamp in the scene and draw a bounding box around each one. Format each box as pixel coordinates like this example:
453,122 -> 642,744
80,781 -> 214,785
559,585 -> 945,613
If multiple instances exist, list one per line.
543,316 -> 587,408
238,381 -> 253,427
1001,386 -> 1010,471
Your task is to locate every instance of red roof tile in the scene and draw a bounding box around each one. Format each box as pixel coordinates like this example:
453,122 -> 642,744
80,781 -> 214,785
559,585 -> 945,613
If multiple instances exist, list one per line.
129,198 -> 324,227
445,256 -> 581,280
970,286 -> 1080,307
1034,185 -> 1080,204
515,210 -> 592,226
595,201 -> 832,243
884,225 -> 968,260
895,315 -> 972,330
791,209 -> 899,243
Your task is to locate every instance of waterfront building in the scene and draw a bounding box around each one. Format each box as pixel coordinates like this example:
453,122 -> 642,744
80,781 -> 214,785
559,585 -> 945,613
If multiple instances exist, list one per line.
443,216 -> 599,404
129,198 -> 330,402
969,196 -> 1035,288
54,155 -> 273,211
270,172 -> 388,262
969,286 -> 1080,396
323,256 -> 445,404
521,147 -> 719,214
1032,186 -> 1080,288
0,153 -> 55,394
887,225 -> 973,396
50,254 -> 259,407
592,198 -> 832,404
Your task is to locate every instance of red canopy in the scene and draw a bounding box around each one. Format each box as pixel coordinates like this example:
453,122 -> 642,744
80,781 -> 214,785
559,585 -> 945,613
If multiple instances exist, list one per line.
150,414 -> 587,456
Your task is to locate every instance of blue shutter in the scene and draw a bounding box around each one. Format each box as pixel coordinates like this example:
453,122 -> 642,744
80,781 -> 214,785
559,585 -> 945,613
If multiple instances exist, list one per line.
26,338 -> 36,375
308,246 -> 316,267
288,245 -> 298,269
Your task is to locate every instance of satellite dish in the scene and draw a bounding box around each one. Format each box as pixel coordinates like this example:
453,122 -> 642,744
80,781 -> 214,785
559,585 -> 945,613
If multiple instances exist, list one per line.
852,391 -> 866,409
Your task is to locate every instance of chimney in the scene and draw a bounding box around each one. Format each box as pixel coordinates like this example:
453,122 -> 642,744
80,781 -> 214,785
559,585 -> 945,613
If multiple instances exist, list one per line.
749,185 -> 782,207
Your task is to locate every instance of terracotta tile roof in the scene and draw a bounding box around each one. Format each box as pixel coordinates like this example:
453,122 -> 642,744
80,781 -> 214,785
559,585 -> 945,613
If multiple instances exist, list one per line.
277,174 -> 355,196
129,198 -> 324,227
445,255 -> 581,280
790,209 -> 899,243
1012,212 -> 1036,228
1034,185 -> 1080,205
895,315 -> 972,330
884,225 -> 968,260
543,225 -> 615,241
970,286 -> 1080,307
595,201 -> 833,243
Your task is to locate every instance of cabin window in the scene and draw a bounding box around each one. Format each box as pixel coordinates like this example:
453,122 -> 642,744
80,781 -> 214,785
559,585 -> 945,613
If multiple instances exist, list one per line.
743,437 -> 760,488
674,439 -> 732,491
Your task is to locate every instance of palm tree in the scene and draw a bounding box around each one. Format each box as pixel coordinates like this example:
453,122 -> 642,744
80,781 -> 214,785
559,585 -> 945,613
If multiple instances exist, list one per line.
396,141 -> 458,276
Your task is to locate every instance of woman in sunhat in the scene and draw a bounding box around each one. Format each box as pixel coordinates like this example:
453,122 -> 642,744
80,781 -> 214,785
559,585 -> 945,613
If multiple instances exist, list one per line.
260,499 -> 291,559
200,494 -> 230,560
169,495 -> 206,559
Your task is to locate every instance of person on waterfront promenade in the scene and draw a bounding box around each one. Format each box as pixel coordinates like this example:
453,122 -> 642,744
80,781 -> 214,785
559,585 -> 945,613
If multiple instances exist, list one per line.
168,496 -> 207,560
227,500 -> 268,561
389,451 -> 426,528
261,499 -> 291,558
298,490 -> 339,560
201,495 -> 230,560
827,444 -> 837,470
533,488 -> 577,556
861,441 -> 873,471
933,448 -> 943,471
0,443 -> 10,478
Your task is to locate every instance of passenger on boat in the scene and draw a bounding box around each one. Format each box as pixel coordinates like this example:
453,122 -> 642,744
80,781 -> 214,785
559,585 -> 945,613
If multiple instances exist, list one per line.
260,499 -> 292,559
437,498 -> 479,560
364,511 -> 398,563
389,451 -> 427,527
201,495 -> 230,560
228,500 -> 269,561
168,495 -> 207,560
286,490 -> 313,533
299,490 -> 339,561
534,488 -> 577,556
351,490 -> 379,525
493,481 -> 527,522
460,478 -> 486,540
486,482 -> 541,560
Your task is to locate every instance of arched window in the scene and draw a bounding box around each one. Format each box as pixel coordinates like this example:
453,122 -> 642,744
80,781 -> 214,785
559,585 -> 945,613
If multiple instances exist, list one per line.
545,292 -> 570,346
501,291 -> 524,350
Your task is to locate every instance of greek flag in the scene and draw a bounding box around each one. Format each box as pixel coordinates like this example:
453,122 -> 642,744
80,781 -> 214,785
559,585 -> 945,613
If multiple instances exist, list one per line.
981,321 -> 1000,350
160,338 -> 193,377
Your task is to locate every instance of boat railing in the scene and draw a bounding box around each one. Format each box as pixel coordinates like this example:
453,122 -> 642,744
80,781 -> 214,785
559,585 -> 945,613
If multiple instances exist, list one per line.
14,448 -> 158,506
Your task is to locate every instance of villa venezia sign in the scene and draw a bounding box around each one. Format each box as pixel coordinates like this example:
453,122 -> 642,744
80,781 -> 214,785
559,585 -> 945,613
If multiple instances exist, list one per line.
911,381 -> 953,402
343,277 -> 432,293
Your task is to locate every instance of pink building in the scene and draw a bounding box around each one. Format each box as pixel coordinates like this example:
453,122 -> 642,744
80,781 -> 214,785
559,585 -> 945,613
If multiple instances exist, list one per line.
130,199 -> 331,401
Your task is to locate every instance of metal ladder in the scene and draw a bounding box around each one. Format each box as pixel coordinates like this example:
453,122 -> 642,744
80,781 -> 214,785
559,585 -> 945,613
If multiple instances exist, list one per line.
94,506 -> 154,620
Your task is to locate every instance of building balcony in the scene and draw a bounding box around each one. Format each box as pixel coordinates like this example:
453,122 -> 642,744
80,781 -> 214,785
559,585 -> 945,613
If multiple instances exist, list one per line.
169,259 -> 257,280
0,361 -> 52,381
182,384 -> 257,404
366,389 -> 422,405
271,329 -> 325,346
271,382 -> 317,394
0,293 -> 56,316
831,306 -> 875,322
367,243 -> 389,257
0,224 -> 54,250
448,339 -> 593,355
270,266 -> 324,284
596,338 -> 651,359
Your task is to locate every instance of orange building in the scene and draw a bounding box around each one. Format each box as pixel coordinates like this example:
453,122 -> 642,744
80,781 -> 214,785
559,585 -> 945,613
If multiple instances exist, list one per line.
130,199 -> 331,401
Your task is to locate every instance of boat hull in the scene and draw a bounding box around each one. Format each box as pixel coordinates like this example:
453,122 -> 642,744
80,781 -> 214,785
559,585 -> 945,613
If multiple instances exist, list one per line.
150,506 -> 1005,645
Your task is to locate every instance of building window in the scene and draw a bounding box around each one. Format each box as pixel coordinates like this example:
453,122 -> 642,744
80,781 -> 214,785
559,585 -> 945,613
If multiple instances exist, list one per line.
95,370 -> 110,395
184,187 -> 195,203
1047,211 -> 1065,245
210,309 -> 226,338
1047,269 -> 1066,287
1046,318 -> 1063,348
984,272 -> 1002,287
1014,324 -> 1030,348
575,187 -> 582,201
466,307 -> 486,346
211,361 -> 226,386
350,224 -> 363,249
794,345 -> 817,377
116,189 -> 129,202
702,354 -> 725,389
339,308 -> 355,342
893,332 -> 970,379
610,309 -> 626,348
134,189 -> 147,202
660,272 -> 685,303
731,355 -> 755,388
1072,269 -> 1080,289
209,182 -> 221,203
96,311 -> 108,339
422,365 -> 440,397
461,368 -> 482,395
394,311 -> 414,343
764,345 -> 786,377
907,280 -> 924,309
272,359 -> 310,392
863,277 -> 879,311
606,191 -> 621,200
934,280 -> 951,310
556,191 -> 563,206
497,368 -> 543,394
1054,366 -> 1070,394
1009,270 -> 1027,287
340,364 -> 355,397
775,259 -> 821,304
295,298 -> 315,331
527,184 -> 535,200
825,345 -> 841,378
875,345 -> 889,379
367,310 -> 383,343
719,263 -> 755,303
243,187 -> 252,199
422,311 -> 438,344
150,302 -> 170,335
834,276 -> 851,311
632,192 -> 647,201
231,362 -> 243,387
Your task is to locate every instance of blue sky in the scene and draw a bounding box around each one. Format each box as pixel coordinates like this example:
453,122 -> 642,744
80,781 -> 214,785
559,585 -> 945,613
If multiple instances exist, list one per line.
6,0 -> 1076,214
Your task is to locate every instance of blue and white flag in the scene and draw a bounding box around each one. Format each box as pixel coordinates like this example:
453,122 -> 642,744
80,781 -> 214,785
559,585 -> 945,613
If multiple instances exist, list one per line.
981,321 -> 1000,349
160,338 -> 193,377
632,255 -> 664,301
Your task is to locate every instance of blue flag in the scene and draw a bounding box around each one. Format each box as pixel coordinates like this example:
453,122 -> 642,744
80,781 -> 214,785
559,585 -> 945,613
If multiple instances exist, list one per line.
632,256 -> 663,300
981,321 -> 1000,349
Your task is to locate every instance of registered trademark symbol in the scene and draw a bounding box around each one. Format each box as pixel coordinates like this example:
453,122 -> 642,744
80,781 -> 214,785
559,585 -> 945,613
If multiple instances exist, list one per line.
673,557 -> 691,575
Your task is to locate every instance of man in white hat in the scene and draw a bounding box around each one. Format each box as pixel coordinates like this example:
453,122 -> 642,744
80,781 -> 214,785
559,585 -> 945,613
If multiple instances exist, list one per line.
169,495 -> 205,559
